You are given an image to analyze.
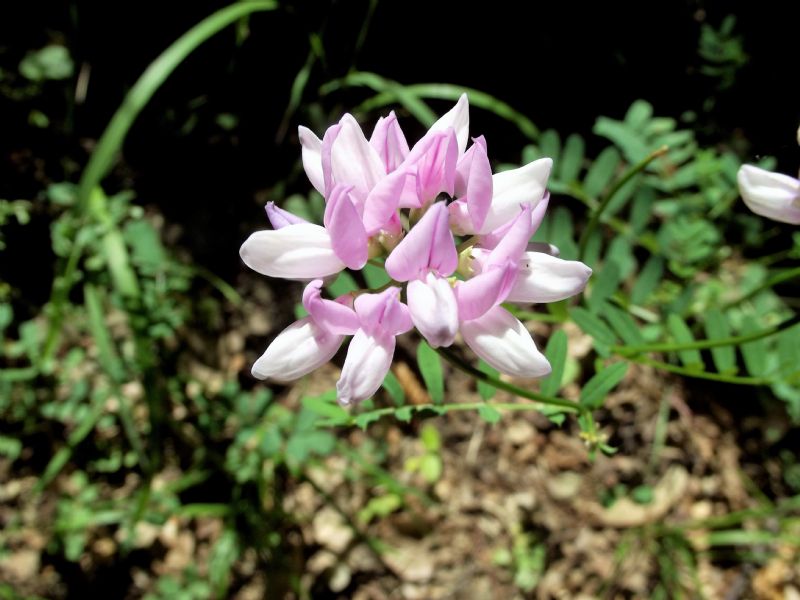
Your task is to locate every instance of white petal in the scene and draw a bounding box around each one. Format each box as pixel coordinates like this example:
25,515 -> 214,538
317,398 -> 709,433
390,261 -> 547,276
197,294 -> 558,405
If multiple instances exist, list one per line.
298,126 -> 324,195
738,164 -> 800,225
429,93 -> 470,155
506,252 -> 592,303
407,274 -> 459,348
480,158 -> 552,234
252,317 -> 342,382
240,223 -> 344,280
461,306 -> 551,378
336,330 -> 394,406
331,115 -> 386,199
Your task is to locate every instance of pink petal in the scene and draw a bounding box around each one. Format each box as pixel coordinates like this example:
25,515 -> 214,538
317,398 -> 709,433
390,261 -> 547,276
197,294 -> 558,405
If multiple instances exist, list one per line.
455,136 -> 488,196
251,317 -> 343,382
447,199 -> 473,235
265,201 -> 308,229
384,202 -> 458,281
455,259 -> 517,321
480,157 -> 552,233
506,252 -> 592,303
298,126 -> 324,195
457,136 -> 493,231
369,111 -> 410,172
320,123 -> 342,197
461,306 -> 551,378
354,287 -> 413,337
330,114 -> 386,200
302,280 -> 360,335
240,224 -> 344,280
478,193 -> 549,249
429,93 -> 470,155
485,204 -> 533,267
336,329 -> 394,406
411,129 -> 458,204
362,168 -> 407,235
407,273 -> 459,348
323,185 -> 368,269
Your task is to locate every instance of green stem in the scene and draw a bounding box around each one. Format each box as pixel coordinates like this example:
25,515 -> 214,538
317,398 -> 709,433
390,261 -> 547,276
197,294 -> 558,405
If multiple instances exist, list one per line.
578,146 -> 668,260
628,355 -> 774,386
40,1 -> 277,368
436,347 -> 584,413
613,315 -> 800,356
721,266 -> 800,311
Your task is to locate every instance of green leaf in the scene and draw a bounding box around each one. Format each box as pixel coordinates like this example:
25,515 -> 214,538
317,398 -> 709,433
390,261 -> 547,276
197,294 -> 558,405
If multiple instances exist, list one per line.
540,330 -> 567,396
558,134 -> 585,183
741,316 -> 768,376
600,302 -> 644,346
539,129 -> 561,162
477,360 -> 499,400
594,117 -> 649,163
476,404 -> 501,424
302,395 -> 349,424
549,206 -> 579,260
209,529 -> 239,598
420,423 -> 441,451
586,262 -> 621,313
704,309 -> 737,374
583,147 -> 621,198
382,370 -> 405,406
394,406 -> 413,422
580,362 -> 629,409
354,411 -> 382,430
326,271 -> 359,297
630,256 -> 664,305
570,307 -> 618,347
666,314 -> 703,370
417,341 -> 444,404
362,262 -> 391,289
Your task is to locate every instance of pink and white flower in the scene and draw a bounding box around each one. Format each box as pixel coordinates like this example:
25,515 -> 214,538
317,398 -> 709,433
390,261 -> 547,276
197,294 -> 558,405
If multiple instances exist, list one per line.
241,95 -> 592,406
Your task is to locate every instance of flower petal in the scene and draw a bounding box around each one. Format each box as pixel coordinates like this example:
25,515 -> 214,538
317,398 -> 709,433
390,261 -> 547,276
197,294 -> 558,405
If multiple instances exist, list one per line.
251,317 -> 342,382
323,185 -> 368,269
330,114 -> 386,200
485,204 -> 533,267
384,201 -> 458,281
455,259 -> 517,321
738,164 -> 800,225
240,223 -> 344,280
369,111 -> 410,172
458,136 -> 493,231
461,306 -> 551,378
298,126 -> 325,195
336,329 -> 394,406
362,168 -> 407,235
429,93 -> 470,156
480,157 -> 552,233
405,130 -> 458,204
354,287 -> 413,337
265,201 -> 308,229
407,274 -> 459,348
302,280 -> 359,335
506,252 -> 592,303
321,122 -> 342,196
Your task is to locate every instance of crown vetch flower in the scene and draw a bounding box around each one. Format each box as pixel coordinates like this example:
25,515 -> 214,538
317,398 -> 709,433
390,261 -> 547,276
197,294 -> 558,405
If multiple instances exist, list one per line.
241,94 -> 592,406
738,164 -> 800,225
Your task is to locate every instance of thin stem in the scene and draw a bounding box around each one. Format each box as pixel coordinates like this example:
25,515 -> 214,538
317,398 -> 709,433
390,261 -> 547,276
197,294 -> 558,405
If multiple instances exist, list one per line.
436,347 -> 584,413
721,266 -> 800,311
578,146 -> 669,260
628,355 -> 775,386
613,315 -> 800,356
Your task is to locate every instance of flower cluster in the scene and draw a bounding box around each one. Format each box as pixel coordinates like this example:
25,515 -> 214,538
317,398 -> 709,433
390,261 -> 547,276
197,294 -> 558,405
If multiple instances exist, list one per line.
240,96 -> 592,406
